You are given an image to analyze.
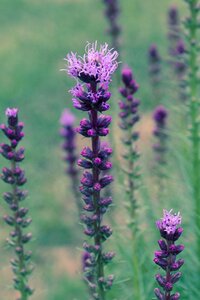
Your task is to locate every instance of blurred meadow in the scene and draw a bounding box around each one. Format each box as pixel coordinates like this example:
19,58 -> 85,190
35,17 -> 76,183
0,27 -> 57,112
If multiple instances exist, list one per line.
0,0 -> 196,300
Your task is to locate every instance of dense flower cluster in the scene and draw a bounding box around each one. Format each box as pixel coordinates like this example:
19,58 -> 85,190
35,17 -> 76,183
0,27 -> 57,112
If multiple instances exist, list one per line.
60,109 -> 81,214
118,66 -> 140,224
65,42 -> 118,300
154,210 -> 184,300
103,0 -> 121,53
0,108 -> 33,299
148,44 -> 162,103
64,42 -> 118,85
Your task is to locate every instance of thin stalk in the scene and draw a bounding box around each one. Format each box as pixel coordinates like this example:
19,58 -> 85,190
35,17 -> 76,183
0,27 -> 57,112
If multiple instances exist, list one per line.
165,240 -> 173,300
91,87 -> 105,300
11,152 -> 29,300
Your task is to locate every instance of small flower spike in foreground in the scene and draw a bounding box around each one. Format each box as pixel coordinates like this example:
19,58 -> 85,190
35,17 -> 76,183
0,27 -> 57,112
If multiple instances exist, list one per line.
0,108 -> 33,300
154,209 -> 184,300
64,42 -> 118,300
60,109 -> 81,215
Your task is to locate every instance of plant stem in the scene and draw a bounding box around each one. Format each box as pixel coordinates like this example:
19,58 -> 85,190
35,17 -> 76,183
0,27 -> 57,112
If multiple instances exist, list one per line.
11,158 -> 28,300
90,84 -> 105,300
165,240 -> 173,300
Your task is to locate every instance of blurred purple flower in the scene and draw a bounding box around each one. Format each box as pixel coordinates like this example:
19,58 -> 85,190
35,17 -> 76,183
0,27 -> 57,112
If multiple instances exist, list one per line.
60,109 -> 81,215
148,44 -> 162,103
118,66 -> 140,224
102,0 -> 121,53
168,5 -> 187,101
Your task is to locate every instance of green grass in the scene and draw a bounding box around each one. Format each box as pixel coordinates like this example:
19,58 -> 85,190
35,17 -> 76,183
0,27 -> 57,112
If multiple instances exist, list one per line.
0,0 -> 197,299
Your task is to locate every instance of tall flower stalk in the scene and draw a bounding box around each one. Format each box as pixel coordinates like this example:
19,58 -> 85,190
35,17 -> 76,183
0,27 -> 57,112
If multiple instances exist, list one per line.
184,0 -> 200,250
63,42 -> 118,300
152,106 -> 168,199
118,66 -> 140,227
102,0 -> 121,54
0,108 -> 33,300
148,44 -> 162,104
168,5 -> 181,58
168,5 -> 187,102
118,66 -> 142,299
60,108 -> 81,215
154,209 -> 184,300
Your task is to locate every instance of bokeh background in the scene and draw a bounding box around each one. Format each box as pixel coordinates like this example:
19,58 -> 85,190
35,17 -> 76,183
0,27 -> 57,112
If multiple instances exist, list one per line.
0,0 -> 188,299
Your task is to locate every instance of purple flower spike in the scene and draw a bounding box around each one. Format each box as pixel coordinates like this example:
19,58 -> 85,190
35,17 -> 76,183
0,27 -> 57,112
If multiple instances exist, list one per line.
102,0 -> 121,54
60,109 -> 81,215
154,210 -> 184,300
153,106 -> 168,125
0,108 -> 33,298
168,5 -> 187,101
148,44 -> 162,103
64,42 -> 118,299
153,105 -> 168,184
118,66 -> 140,225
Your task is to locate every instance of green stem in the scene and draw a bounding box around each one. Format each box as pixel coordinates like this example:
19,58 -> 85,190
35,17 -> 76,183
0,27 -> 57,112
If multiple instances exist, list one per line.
11,158 -> 28,300
90,82 -> 106,300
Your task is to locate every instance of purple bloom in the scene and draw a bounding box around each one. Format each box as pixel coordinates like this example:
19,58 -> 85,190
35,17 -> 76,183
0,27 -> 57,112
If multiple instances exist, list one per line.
168,5 -> 179,27
156,209 -> 181,236
154,210 -> 184,300
0,108 -> 33,298
153,106 -> 168,125
64,42 -> 118,84
64,42 -> 118,299
5,107 -> 18,117
60,108 -> 76,126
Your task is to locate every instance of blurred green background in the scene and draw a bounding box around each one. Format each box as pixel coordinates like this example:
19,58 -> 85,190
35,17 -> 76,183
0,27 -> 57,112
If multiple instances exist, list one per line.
0,0 -> 189,299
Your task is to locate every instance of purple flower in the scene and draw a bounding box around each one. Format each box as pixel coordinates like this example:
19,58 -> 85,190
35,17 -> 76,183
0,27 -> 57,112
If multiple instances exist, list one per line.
0,108 -> 33,298
153,106 -> 168,125
5,107 -> 18,117
156,209 -> 182,236
149,44 -> 161,63
64,42 -> 118,299
64,42 -> 118,84
154,210 -> 184,300
168,5 -> 179,26
60,108 -> 76,126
